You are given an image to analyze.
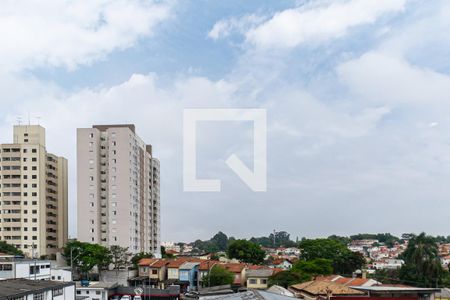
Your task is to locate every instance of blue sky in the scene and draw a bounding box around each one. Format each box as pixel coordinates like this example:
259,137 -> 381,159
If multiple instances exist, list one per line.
2,0 -> 450,242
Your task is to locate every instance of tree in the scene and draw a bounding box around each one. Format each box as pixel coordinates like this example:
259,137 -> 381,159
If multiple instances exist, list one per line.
63,241 -> 111,278
161,246 -> 175,259
0,241 -> 23,256
131,252 -> 153,269
292,258 -> 333,277
110,245 -> 131,270
227,239 -> 265,264
201,265 -> 234,287
399,232 -> 446,287
268,271 -> 305,288
211,232 -> 228,251
298,239 -> 364,275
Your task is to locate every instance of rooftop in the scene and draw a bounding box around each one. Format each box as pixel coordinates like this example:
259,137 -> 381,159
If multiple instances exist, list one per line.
0,279 -> 74,299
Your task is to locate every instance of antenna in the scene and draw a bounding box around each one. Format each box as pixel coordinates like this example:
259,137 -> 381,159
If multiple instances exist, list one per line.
36,116 -> 41,125
28,112 -> 30,126
16,117 -> 22,126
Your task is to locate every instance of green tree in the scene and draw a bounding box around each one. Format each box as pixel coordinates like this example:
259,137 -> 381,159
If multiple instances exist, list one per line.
399,232 -> 446,287
0,241 -> 23,256
63,241 -> 111,278
110,245 -> 131,270
161,246 -> 175,259
131,252 -> 153,269
292,258 -> 333,278
268,271 -> 305,288
211,231 -> 229,251
201,265 -> 234,287
298,238 -> 364,275
227,239 -> 265,264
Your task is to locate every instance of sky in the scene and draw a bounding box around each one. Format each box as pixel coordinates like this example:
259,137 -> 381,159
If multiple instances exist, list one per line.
1,0 -> 450,242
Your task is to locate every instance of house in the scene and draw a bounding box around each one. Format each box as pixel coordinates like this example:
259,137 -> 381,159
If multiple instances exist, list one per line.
289,280 -> 365,300
75,281 -> 118,300
222,263 -> 247,286
270,258 -> 293,270
198,260 -> 220,286
0,278 -> 75,300
138,258 -> 159,277
50,267 -> 73,282
149,259 -> 169,287
179,262 -> 200,291
0,257 -> 52,280
246,269 -> 275,290
167,258 -> 190,282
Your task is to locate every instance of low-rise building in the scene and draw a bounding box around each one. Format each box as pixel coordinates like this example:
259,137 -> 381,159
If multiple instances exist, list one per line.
246,269 -> 274,290
0,257 -> 51,280
179,262 -> 200,291
0,278 -> 75,300
75,281 -> 118,300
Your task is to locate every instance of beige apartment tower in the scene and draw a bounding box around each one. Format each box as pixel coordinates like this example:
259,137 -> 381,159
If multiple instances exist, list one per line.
77,125 -> 160,255
0,125 -> 68,258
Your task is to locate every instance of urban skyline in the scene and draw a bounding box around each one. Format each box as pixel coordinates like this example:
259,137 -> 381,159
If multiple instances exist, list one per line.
1,1 -> 450,243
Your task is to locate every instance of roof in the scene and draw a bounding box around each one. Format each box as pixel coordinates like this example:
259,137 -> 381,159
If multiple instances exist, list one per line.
334,277 -> 372,286
246,269 -> 274,278
199,260 -> 220,271
267,285 -> 295,297
75,281 -> 118,289
199,290 -> 296,300
139,258 -> 159,266
180,262 -> 200,269
351,286 -> 440,293
0,279 -> 75,298
151,259 -> 169,268
290,280 -> 365,296
222,263 -> 246,273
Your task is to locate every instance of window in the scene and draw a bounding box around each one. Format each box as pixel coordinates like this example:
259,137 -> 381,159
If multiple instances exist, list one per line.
260,279 -> 267,284
152,269 -> 158,275
52,288 -> 64,296
249,279 -> 257,284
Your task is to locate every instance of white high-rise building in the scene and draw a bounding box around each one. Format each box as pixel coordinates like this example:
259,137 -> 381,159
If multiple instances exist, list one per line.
77,125 -> 160,255
0,125 -> 68,258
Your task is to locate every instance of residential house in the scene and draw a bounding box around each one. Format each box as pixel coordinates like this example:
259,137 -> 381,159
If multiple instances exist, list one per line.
149,259 -> 169,287
246,269 -> 275,290
0,278 -> 75,300
222,263 -> 247,286
179,262 -> 200,292
75,281 -> 117,300
199,260 -> 220,286
289,280 -> 365,300
167,258 -> 190,283
347,286 -> 439,300
270,258 -> 292,270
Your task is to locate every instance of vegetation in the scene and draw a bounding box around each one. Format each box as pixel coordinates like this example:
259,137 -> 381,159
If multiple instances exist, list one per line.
268,270 -> 305,288
398,233 -> 448,287
201,265 -> 234,287
227,239 -> 265,264
110,245 -> 131,270
63,241 -> 112,278
250,231 -> 297,248
298,238 -> 365,275
0,241 -> 23,256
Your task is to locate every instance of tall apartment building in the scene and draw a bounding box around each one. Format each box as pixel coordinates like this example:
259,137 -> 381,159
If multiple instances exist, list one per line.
77,125 -> 160,255
0,125 -> 68,258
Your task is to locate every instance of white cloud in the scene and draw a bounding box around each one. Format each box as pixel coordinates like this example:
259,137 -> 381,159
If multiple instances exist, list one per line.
0,0 -> 172,70
337,51 -> 450,105
210,0 -> 405,49
208,15 -> 264,40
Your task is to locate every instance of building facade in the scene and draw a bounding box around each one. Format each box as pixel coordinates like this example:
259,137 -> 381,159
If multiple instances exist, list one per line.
77,124 -> 160,254
0,125 -> 68,258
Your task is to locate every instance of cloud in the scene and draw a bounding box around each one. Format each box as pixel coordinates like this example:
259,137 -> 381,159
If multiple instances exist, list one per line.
208,15 -> 264,41
0,0 -> 172,71
209,0 -> 405,49
337,51 -> 450,105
